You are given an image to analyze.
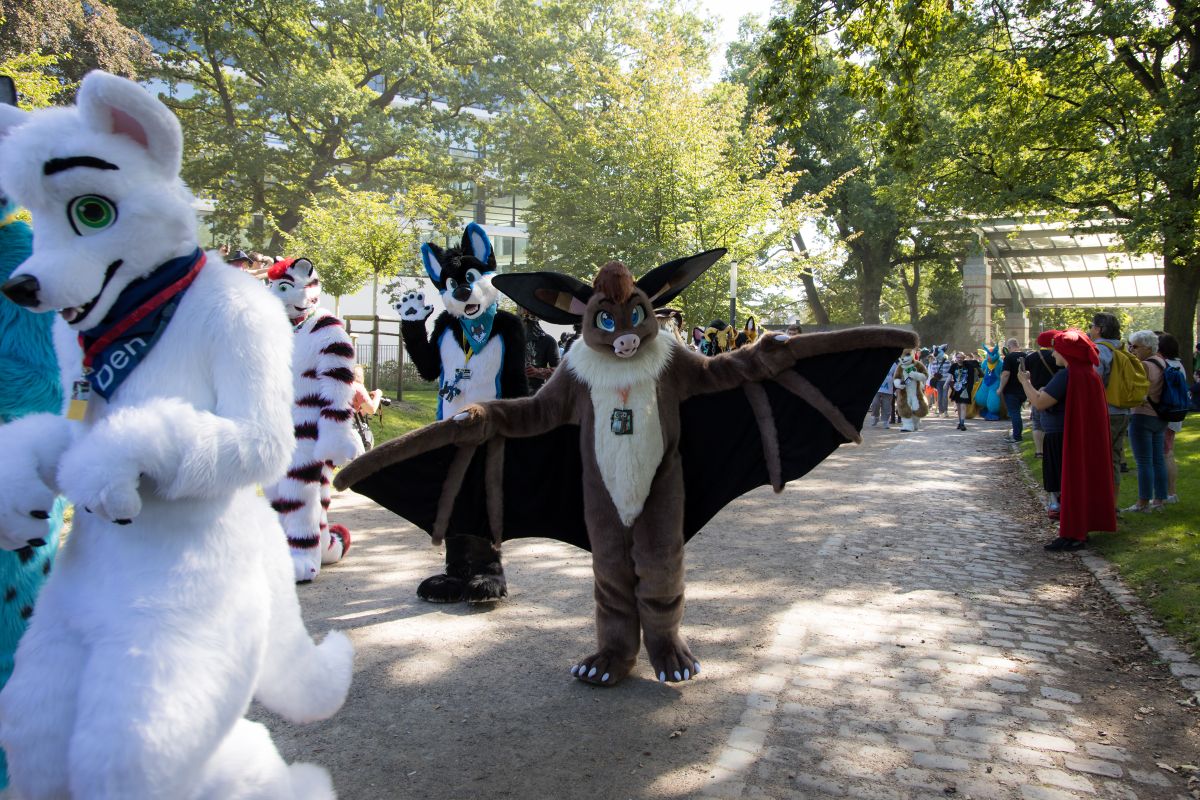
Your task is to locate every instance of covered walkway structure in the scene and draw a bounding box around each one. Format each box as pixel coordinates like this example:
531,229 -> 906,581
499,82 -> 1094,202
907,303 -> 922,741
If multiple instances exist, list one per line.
963,218 -> 1165,345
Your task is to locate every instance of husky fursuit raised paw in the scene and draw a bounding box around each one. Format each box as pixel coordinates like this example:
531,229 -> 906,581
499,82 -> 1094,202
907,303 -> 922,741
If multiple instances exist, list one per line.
0,71 -> 352,799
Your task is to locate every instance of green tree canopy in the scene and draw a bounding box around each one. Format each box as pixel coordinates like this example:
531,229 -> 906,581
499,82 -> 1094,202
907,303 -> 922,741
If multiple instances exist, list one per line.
0,0 -> 151,100
747,7 -> 971,328
282,183 -> 457,314
752,0 -> 1200,353
111,0 -> 537,252
492,4 -> 821,327
919,0 -> 1200,354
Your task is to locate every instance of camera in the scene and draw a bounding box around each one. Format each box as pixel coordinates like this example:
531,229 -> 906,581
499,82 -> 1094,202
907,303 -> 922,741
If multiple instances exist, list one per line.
379,397 -> 392,407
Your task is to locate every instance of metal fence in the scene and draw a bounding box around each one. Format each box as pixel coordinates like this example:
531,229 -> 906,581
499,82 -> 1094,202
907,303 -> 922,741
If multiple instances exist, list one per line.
344,316 -> 437,398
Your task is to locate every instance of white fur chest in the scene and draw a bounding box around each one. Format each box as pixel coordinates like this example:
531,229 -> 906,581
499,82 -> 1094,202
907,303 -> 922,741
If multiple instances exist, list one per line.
567,332 -> 674,527
437,327 -> 504,419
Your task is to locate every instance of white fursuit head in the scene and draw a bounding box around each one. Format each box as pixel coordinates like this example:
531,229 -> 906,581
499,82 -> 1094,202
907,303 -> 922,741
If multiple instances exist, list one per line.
0,71 -> 352,798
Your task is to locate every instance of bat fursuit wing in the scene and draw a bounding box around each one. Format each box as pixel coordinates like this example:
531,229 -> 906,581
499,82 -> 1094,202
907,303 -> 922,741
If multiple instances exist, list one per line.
337,328 -> 910,551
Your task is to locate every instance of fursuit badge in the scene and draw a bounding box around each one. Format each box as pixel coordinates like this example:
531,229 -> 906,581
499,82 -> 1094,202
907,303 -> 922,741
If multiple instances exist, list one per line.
439,367 -> 471,402
68,378 -> 92,421
610,386 -> 633,436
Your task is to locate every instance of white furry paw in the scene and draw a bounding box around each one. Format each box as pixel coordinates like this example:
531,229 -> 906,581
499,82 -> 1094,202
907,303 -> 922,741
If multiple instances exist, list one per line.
395,291 -> 434,322
58,440 -> 142,523
289,762 -> 336,800
0,471 -> 57,549
291,548 -> 321,583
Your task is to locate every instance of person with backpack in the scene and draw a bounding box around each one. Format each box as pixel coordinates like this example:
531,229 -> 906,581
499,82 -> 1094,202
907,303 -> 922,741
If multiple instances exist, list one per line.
1017,329 -> 1116,550
1089,312 -> 1145,496
1125,330 -> 1171,512
869,360 -> 898,428
1024,341 -> 1061,461
1155,332 -> 1189,504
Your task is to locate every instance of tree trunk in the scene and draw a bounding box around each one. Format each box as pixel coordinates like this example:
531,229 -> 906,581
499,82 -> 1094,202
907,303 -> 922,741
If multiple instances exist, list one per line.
790,234 -> 829,326
844,232 -> 896,326
269,209 -> 300,254
1162,239 -> 1200,361
798,269 -> 830,327
855,249 -> 892,325
899,263 -> 920,325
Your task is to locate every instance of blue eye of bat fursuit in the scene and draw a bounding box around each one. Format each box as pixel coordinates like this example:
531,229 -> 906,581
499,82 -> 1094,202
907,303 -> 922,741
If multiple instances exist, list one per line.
596,310 -> 616,332
631,305 -> 645,326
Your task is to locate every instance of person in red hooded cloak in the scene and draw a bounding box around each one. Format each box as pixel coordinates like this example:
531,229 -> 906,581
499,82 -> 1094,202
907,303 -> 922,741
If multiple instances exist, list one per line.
1018,329 -> 1118,550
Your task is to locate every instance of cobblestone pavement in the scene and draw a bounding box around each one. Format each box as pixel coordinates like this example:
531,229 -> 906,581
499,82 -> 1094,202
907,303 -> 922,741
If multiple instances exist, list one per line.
270,413 -> 1199,800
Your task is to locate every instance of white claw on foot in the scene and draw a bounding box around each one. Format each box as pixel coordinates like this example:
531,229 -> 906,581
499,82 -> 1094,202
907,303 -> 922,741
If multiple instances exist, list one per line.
684,669 -> 690,679
587,666 -> 597,678
570,665 -> 578,675
601,673 -> 610,683
694,662 -> 701,673
658,671 -> 666,682
673,670 -> 681,681
453,412 -> 470,421
775,334 -> 789,342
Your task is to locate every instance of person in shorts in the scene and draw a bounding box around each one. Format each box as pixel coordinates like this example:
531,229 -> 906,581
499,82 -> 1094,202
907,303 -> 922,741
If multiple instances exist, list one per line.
947,351 -> 979,431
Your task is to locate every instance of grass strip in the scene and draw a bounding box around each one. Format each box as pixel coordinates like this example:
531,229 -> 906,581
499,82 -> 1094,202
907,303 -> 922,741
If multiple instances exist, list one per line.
1019,424 -> 1200,658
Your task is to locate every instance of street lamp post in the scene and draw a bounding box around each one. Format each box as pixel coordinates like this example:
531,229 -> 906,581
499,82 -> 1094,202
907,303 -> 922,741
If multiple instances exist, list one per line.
729,261 -> 737,328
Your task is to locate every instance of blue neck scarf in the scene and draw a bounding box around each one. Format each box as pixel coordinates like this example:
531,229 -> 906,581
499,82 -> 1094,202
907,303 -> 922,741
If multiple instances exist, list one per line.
80,248 -> 205,400
458,302 -> 498,354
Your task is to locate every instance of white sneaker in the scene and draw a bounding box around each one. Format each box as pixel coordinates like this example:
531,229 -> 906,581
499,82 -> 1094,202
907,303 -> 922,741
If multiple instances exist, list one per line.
1166,494 -> 1180,504
871,418 -> 878,427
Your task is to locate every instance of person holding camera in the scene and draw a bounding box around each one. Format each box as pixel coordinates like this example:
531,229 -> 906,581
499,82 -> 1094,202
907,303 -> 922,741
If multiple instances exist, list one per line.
350,364 -> 392,450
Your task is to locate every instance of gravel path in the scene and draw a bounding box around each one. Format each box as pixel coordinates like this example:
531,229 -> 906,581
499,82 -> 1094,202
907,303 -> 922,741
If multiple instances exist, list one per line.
258,413 -> 1199,800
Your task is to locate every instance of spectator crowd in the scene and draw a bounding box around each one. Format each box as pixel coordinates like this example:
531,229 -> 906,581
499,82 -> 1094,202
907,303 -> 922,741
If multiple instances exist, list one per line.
871,313 -> 1194,553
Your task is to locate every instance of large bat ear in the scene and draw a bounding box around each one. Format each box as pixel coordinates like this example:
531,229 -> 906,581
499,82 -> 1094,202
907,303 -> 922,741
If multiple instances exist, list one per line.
0,103 -> 28,139
0,77 -> 30,138
76,71 -> 183,179
421,242 -> 446,285
462,222 -> 495,270
636,248 -> 727,307
492,272 -> 593,325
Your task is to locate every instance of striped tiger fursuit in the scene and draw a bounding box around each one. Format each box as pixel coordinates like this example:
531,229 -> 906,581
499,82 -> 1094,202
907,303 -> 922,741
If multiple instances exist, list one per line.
266,257 -> 363,582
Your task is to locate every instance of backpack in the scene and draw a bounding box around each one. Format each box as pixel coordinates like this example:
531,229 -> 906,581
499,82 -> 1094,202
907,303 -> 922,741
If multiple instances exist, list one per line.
1148,357 -> 1191,422
1097,341 -> 1149,408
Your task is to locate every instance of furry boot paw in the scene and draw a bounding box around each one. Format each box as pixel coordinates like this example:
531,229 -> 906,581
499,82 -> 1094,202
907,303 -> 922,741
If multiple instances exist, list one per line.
646,636 -> 700,683
323,524 -> 350,565
291,547 -> 321,583
416,573 -> 466,603
569,650 -> 637,686
464,569 -> 507,604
